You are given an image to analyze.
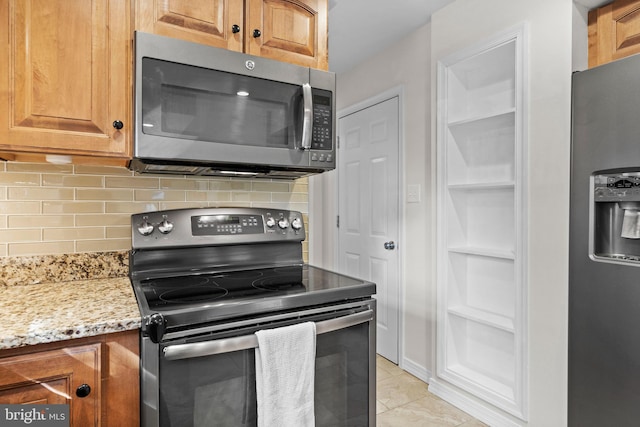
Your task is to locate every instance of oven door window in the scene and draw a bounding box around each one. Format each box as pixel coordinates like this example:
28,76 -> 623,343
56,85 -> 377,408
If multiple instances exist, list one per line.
158,322 -> 371,427
141,58 -> 302,149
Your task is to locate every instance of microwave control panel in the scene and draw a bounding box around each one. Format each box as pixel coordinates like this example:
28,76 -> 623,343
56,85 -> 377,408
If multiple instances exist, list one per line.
311,90 -> 333,152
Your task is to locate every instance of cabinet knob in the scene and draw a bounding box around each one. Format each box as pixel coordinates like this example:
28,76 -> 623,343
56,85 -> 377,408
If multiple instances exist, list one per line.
112,120 -> 124,130
76,384 -> 91,398
253,29 -> 261,38
232,24 -> 240,34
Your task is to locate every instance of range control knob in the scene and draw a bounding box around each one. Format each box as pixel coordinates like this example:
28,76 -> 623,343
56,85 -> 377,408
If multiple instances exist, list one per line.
278,217 -> 290,229
291,217 -> 303,230
266,216 -> 276,228
158,215 -> 174,234
137,216 -> 154,236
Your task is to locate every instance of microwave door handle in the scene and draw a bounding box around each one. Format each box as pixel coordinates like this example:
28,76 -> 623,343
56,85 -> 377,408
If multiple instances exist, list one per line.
300,83 -> 313,150
162,309 -> 373,361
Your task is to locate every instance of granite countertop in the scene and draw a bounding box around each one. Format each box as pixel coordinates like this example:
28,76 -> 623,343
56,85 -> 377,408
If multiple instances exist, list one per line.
0,252 -> 141,350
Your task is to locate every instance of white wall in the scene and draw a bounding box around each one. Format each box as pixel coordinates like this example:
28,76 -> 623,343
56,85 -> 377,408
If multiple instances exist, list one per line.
431,0 -> 572,425
310,22 -> 434,378
573,2 -> 589,72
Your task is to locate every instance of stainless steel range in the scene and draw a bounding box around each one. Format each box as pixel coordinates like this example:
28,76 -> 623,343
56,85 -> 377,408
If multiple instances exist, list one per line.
129,207 -> 376,427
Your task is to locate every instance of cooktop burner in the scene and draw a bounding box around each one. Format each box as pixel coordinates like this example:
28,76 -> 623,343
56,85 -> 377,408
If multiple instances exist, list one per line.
158,286 -> 229,304
140,265 -> 306,308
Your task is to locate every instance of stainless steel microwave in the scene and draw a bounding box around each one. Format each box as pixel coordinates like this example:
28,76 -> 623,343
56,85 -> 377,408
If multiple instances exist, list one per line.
130,32 -> 336,179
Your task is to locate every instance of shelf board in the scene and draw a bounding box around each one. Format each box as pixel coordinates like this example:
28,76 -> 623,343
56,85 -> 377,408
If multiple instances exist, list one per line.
447,246 -> 515,260
447,39 -> 516,92
447,181 -> 515,191
447,108 -> 515,130
448,305 -> 515,333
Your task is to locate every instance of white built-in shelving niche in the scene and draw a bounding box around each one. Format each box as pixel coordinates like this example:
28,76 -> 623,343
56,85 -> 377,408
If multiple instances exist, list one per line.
434,24 -> 528,420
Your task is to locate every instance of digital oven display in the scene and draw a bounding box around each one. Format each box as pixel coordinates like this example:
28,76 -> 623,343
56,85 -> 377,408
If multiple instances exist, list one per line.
201,215 -> 240,225
191,215 -> 263,236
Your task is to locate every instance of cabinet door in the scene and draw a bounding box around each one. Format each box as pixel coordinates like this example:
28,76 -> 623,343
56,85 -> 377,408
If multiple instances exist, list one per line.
0,0 -> 131,160
0,344 -> 101,426
136,0 -> 244,51
246,0 -> 328,70
588,0 -> 640,67
103,331 -> 140,427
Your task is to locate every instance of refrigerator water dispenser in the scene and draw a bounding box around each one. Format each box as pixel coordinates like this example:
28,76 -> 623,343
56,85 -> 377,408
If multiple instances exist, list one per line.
592,171 -> 640,262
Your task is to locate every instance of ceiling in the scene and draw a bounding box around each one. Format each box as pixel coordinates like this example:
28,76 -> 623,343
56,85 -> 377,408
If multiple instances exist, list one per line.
327,0 -> 612,74
327,0 -> 454,73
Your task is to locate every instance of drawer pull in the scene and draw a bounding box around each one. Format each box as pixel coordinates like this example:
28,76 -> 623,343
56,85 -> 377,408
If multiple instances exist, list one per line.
76,384 -> 91,398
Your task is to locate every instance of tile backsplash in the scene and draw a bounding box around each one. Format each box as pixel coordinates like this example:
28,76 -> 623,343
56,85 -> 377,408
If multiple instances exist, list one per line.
0,162 -> 309,258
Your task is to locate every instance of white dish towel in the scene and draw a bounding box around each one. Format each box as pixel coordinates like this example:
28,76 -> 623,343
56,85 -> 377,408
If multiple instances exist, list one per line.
255,321 -> 316,427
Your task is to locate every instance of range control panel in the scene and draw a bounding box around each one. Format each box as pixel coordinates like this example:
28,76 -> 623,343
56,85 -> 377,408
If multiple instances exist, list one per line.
131,207 -> 305,249
192,214 -> 263,236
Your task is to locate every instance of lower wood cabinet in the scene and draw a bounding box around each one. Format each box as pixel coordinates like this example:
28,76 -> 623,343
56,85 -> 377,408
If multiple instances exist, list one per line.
0,330 -> 139,427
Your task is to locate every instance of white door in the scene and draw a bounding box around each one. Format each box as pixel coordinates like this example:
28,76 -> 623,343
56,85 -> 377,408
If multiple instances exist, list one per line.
338,96 -> 400,363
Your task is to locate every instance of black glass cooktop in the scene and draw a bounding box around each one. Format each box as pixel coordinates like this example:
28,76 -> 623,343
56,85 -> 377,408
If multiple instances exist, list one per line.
137,264 -> 370,311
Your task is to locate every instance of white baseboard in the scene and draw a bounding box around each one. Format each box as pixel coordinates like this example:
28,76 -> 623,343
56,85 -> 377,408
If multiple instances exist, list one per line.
400,357 -> 431,384
428,378 -> 523,427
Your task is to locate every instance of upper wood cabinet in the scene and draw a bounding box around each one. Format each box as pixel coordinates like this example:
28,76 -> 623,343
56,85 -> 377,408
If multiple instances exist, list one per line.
0,0 -> 132,164
136,0 -> 328,70
246,0 -> 328,69
588,0 -> 640,67
136,0 -> 244,52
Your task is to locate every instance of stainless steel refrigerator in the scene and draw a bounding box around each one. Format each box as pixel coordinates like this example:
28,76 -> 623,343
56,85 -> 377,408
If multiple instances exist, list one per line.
570,53 -> 640,426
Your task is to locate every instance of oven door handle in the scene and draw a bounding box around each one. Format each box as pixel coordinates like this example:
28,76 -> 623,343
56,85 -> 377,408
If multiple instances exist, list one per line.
162,309 -> 373,361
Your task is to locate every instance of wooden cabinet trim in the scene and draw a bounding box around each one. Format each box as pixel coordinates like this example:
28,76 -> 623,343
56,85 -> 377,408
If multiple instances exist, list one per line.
613,0 -> 640,19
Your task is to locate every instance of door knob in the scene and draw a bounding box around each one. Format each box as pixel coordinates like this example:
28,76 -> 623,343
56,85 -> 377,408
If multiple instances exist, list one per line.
384,241 -> 395,250
76,384 -> 91,398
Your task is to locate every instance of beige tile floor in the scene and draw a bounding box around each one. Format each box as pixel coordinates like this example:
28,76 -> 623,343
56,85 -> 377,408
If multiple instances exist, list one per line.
376,355 -> 487,427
